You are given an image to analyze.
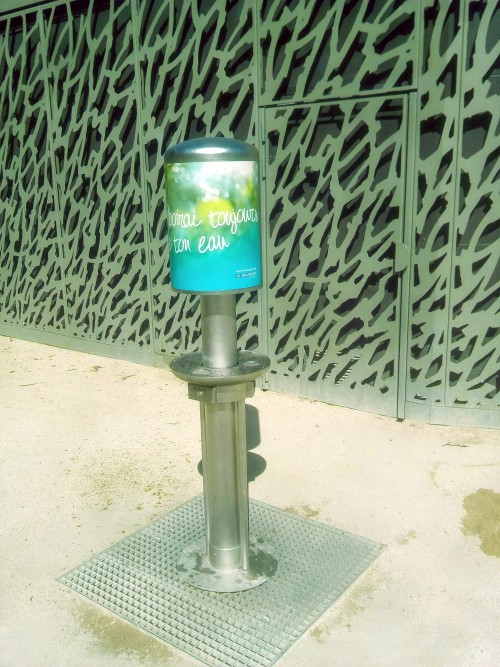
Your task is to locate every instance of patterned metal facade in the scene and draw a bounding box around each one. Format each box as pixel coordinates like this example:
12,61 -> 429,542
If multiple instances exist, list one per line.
0,0 -> 498,427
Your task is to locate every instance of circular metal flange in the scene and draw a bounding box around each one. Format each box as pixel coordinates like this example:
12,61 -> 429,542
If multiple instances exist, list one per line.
176,538 -> 278,593
170,350 -> 270,386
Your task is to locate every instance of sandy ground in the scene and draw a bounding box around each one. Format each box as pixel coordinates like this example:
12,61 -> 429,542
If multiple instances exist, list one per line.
1,335 -> 499,667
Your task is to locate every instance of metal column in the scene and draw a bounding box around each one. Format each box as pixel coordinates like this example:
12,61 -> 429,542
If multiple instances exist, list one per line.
172,299 -> 277,592
166,137 -> 277,592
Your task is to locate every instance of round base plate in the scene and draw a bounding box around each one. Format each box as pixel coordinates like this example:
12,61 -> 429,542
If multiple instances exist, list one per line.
176,539 -> 278,593
170,351 -> 270,386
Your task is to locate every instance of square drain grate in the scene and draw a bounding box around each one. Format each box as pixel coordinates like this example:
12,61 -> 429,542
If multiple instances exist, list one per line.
59,496 -> 384,666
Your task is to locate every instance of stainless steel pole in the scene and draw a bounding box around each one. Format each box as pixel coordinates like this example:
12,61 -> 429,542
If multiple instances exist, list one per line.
200,295 -> 238,369
199,294 -> 249,572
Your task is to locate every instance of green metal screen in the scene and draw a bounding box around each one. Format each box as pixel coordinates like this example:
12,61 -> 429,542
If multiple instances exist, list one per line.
0,0 -> 498,427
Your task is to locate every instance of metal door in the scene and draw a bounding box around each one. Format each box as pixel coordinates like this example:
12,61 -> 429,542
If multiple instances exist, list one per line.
262,97 -> 409,417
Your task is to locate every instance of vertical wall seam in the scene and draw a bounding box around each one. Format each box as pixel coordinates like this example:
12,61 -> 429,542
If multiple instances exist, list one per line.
254,0 -> 270,380
38,1 -> 70,333
444,0 -> 468,409
398,1 -> 423,418
0,27 -> 7,297
399,90 -> 419,419
129,0 -> 155,353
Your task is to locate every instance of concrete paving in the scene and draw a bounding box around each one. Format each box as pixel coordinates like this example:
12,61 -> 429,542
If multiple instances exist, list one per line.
1,335 -> 499,667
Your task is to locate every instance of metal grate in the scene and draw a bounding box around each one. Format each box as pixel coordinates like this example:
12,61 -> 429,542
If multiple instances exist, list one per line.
59,496 -> 384,667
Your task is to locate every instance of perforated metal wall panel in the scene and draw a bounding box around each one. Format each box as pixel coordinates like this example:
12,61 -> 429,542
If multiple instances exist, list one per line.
259,0 -> 417,103
0,12 -> 66,331
407,0 -> 499,422
0,0 -> 498,426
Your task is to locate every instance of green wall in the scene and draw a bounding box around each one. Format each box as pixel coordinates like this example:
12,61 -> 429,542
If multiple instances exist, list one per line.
0,0 -> 498,427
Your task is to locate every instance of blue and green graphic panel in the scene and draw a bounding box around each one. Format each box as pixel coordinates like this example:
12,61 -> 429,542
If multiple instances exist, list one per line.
165,160 -> 262,294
